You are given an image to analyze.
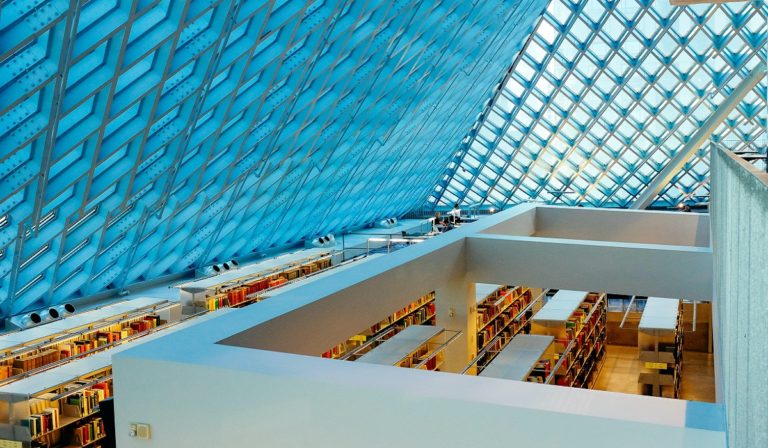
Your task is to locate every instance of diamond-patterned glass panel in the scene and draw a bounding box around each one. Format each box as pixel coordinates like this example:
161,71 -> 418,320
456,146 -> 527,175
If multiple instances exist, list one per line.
431,0 -> 768,209
0,0 -> 546,316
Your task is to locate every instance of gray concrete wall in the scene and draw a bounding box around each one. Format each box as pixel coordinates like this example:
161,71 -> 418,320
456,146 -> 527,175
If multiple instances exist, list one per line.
533,206 -> 710,247
711,148 -> 768,448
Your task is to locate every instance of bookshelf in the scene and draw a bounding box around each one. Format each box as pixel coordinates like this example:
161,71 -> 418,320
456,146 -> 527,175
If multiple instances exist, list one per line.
637,297 -> 683,398
475,285 -> 533,355
461,286 -> 538,375
322,292 -> 436,360
479,334 -> 555,383
0,349 -> 114,447
356,325 -> 459,370
0,299 -> 180,385
0,309 -> 231,447
531,290 -> 607,388
177,250 -> 333,312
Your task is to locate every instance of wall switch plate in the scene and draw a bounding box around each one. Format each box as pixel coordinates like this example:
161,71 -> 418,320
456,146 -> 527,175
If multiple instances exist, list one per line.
130,423 -> 151,440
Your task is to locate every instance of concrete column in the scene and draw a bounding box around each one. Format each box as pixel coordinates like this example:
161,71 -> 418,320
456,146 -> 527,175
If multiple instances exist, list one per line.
435,278 -> 475,373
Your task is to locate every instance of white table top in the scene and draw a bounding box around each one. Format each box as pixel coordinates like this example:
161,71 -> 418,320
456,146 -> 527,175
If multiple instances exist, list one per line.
532,290 -> 587,323
475,284 -> 501,304
480,334 -> 554,381
357,325 -> 443,366
639,297 -> 680,331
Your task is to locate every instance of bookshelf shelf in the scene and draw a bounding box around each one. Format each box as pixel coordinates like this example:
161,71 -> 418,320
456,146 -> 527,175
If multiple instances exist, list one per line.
462,286 -> 540,376
637,297 -> 683,398
531,290 -> 607,388
0,299 -> 180,386
476,286 -> 533,354
356,325 -> 459,370
0,310 -> 232,446
322,293 -> 436,360
177,250 -> 333,312
64,433 -> 105,448
479,334 -> 555,382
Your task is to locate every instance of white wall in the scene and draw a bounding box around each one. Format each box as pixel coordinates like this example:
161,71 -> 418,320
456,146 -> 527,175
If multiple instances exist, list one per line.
711,148 -> 768,448
113,346 -> 725,448
218,239 -> 466,355
467,234 -> 713,300
113,204 -> 723,448
533,206 -> 711,247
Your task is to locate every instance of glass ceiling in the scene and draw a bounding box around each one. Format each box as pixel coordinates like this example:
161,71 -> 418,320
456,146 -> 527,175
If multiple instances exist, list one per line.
431,0 -> 768,209
0,0 -> 545,316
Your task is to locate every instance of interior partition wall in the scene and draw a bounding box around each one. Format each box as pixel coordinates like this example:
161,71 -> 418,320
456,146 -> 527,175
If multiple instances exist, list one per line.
711,146 -> 768,448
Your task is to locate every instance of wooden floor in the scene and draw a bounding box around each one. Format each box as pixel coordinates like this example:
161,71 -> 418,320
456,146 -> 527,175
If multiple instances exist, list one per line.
593,344 -> 716,402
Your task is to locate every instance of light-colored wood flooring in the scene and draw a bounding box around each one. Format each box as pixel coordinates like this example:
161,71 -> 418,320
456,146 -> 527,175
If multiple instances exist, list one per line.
593,344 -> 716,402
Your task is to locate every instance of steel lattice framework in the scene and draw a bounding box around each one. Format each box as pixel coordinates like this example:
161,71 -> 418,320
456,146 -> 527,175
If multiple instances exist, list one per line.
431,0 -> 768,209
0,0 -> 545,317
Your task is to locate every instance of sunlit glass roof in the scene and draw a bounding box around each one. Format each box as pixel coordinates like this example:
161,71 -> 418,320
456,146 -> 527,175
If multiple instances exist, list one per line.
0,1 -> 544,316
431,0 -> 767,209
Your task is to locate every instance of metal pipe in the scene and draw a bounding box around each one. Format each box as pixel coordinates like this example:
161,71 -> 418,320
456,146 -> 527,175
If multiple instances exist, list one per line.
693,300 -> 697,332
620,296 -> 636,328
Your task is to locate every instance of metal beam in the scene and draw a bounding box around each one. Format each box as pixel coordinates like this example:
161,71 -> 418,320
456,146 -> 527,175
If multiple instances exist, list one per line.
632,62 -> 766,209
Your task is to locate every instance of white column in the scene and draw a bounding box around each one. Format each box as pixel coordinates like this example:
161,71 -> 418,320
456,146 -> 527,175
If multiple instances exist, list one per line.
435,278 -> 475,373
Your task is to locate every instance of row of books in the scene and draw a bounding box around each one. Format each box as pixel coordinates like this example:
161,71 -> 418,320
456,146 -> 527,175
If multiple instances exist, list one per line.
476,286 -> 516,327
0,364 -> 12,379
200,276 -> 290,311
71,417 -> 105,447
23,406 -> 60,438
398,345 -> 441,370
8,315 -> 164,378
64,389 -> 102,418
322,334 -> 367,359
560,295 -> 602,344
367,294 -> 435,336
25,381 -> 111,445
476,300 -> 531,351
573,340 -> 606,388
528,359 -> 552,383
552,298 -> 607,387
322,294 -> 436,359
13,348 -> 60,372
207,257 -> 333,311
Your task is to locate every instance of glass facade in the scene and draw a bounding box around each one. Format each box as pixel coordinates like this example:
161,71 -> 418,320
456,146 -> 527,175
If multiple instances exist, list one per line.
0,0 -> 544,315
432,0 -> 767,209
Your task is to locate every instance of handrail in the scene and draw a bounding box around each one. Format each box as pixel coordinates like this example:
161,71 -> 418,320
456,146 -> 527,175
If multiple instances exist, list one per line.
619,295 -> 636,328
339,327 -> 397,361
413,330 -> 462,369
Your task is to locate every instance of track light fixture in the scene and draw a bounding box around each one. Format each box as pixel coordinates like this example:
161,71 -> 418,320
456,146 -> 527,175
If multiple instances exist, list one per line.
377,218 -> 397,229
311,234 -> 336,248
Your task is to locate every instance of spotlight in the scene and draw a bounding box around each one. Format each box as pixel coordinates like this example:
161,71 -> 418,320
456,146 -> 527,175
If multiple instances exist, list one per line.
212,265 -> 221,272
222,262 -> 230,270
55,303 -> 76,316
230,260 -> 239,267
9,312 -> 43,329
